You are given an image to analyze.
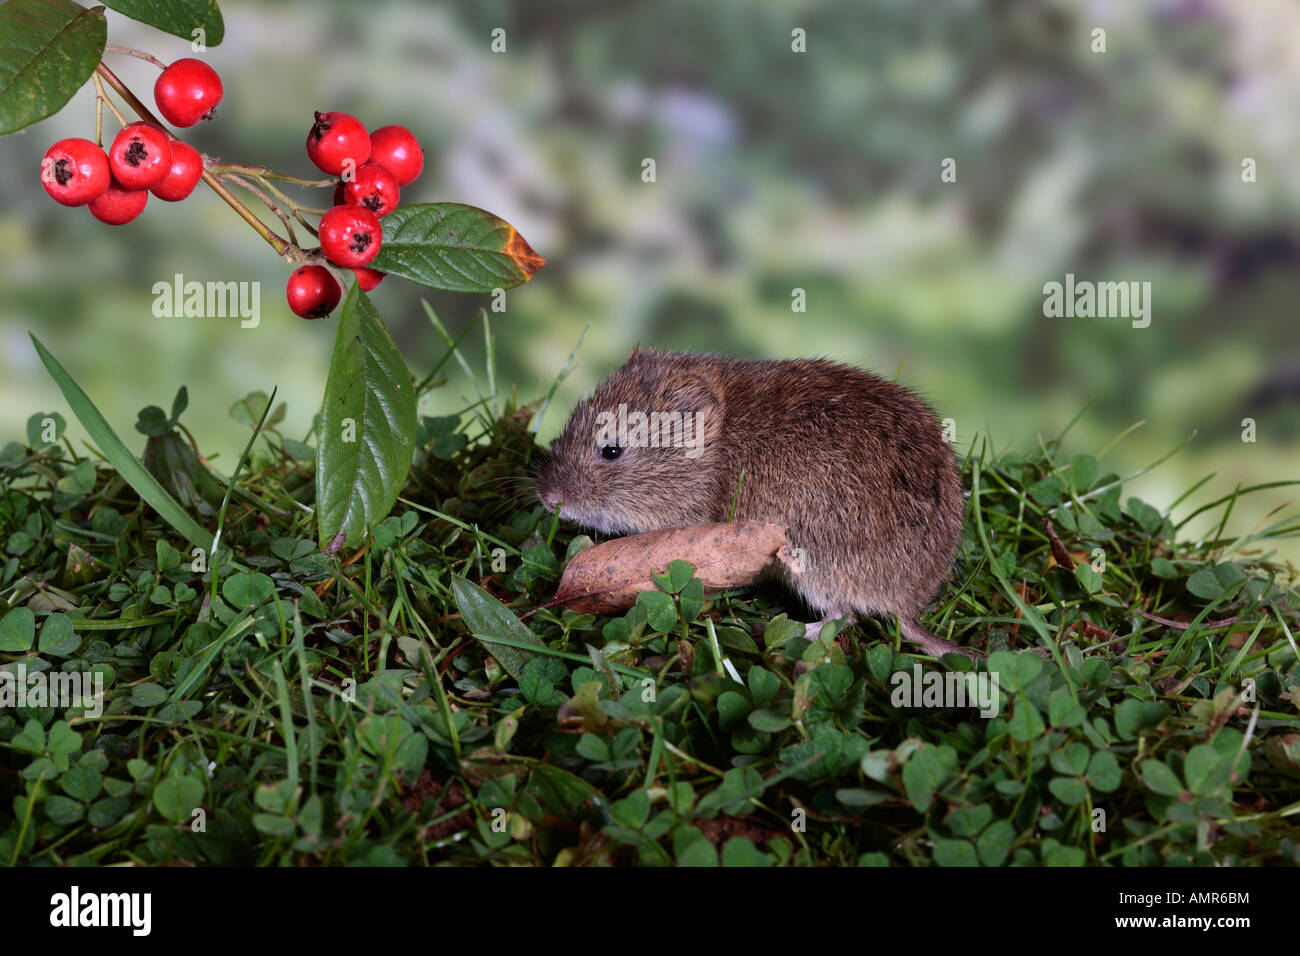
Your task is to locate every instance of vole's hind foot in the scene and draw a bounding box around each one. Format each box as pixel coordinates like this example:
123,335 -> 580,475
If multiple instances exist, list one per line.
898,617 -> 981,663
801,616 -> 849,642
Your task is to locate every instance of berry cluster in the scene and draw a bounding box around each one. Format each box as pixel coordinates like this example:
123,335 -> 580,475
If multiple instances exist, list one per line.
39,51 -> 425,323
286,113 -> 424,318
39,58 -> 220,224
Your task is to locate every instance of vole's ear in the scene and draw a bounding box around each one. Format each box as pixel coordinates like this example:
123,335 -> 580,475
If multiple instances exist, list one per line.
628,344 -> 646,362
663,374 -> 725,444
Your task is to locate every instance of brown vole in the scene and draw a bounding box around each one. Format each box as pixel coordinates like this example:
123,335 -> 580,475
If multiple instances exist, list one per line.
533,347 -> 970,659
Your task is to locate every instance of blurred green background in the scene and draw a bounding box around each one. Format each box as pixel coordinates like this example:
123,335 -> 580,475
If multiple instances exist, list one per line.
1,0 -> 1297,564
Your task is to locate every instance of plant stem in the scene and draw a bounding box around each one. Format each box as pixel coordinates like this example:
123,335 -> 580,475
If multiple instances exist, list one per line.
92,73 -> 128,127
220,174 -> 299,248
104,44 -> 167,70
94,62 -> 290,256
208,162 -> 336,188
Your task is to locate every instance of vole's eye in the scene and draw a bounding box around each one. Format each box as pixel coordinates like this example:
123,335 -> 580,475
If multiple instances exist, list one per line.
600,444 -> 623,461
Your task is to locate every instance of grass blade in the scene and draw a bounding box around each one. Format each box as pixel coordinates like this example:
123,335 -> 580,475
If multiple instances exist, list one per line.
29,332 -> 210,549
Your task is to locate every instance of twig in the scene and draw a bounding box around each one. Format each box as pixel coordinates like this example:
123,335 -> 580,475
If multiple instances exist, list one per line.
220,174 -> 299,249
91,72 -> 128,127
104,44 -> 166,70
95,61 -> 291,255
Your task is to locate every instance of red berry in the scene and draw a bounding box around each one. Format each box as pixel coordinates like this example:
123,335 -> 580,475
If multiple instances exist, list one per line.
87,179 -> 149,225
368,125 -> 423,186
319,205 -> 382,267
351,266 -> 385,291
342,162 -> 400,217
286,266 -> 342,318
306,111 -> 370,177
332,181 -> 346,205
153,58 -> 223,127
108,123 -> 172,190
40,138 -> 110,206
151,139 -> 204,202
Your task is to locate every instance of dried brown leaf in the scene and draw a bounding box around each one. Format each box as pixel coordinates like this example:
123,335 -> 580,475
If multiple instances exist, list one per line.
1043,517 -> 1074,569
554,520 -> 791,616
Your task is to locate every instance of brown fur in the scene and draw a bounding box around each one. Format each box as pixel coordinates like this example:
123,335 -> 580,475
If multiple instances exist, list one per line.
533,348 -> 966,650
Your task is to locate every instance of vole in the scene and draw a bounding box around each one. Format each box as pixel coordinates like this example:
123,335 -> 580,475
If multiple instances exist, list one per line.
533,347 -> 970,660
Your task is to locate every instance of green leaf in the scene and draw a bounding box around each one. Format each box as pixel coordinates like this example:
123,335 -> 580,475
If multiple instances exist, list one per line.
60,765 -> 101,802
1127,497 -> 1163,535
901,745 -> 953,812
0,606 -> 35,652
976,820 -> 1015,866
866,644 -> 894,684
87,796 -> 129,828
38,612 -> 80,656
30,334 -> 210,549
372,203 -> 546,293
1007,700 -> 1045,742
677,836 -> 719,867
56,459 -> 95,497
835,788 -> 888,808
933,839 -> 979,866
1043,844 -> 1086,866
716,691 -> 751,728
44,794 -> 84,825
519,671 -> 554,704
221,572 -> 276,609
574,733 -> 608,762
1048,776 -> 1089,805
1050,741 -> 1090,776
27,410 -> 66,448
1114,699 -> 1167,740
1074,562 -> 1101,593
134,405 -> 171,437
991,650 -> 1042,692
1186,568 -> 1224,601
1047,687 -> 1085,728
1140,759 -> 1185,797
316,288 -> 418,550
666,559 -> 694,593
523,763 -> 606,819
253,813 -> 295,838
1085,750 -> 1122,792
47,721 -> 81,758
229,391 -> 282,428
747,708 -> 791,733
636,591 -> 678,633
153,776 -> 204,823
721,837 -> 772,867
747,667 -> 780,707
947,804 -> 993,838
1150,557 -> 1179,579
0,0 -> 106,135
609,790 -> 650,829
450,575 -> 543,680
1184,744 -> 1234,795
1067,453 -> 1099,492
101,0 -> 224,45
130,683 -> 168,708
12,719 -> 45,755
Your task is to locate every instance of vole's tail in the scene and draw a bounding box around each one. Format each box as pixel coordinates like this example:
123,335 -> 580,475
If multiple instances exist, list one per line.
898,617 -> 980,663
